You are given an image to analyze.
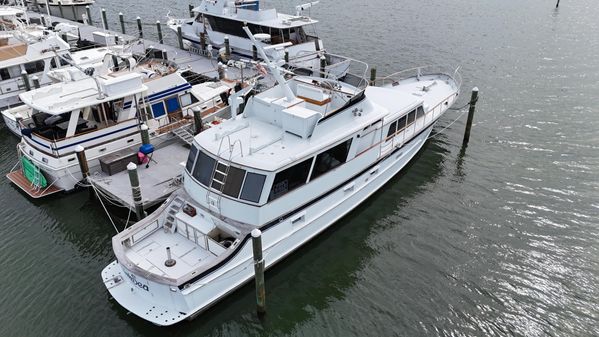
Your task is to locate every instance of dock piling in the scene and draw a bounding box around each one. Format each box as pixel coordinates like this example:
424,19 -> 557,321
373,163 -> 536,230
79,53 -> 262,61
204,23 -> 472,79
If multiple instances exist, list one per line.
217,62 -> 225,80
224,35 -> 231,59
462,87 -> 479,146
31,75 -> 40,89
75,145 -> 90,182
199,32 -> 206,52
101,8 -> 108,30
252,44 -> 258,61
127,163 -> 145,221
193,107 -> 202,135
20,70 -> 31,91
177,26 -> 184,50
136,16 -> 143,38
162,49 -> 168,60
140,124 -> 150,145
370,67 -> 377,86
251,229 -> 266,316
119,12 -> 125,34
284,48 -> 289,64
320,56 -> 326,78
85,5 -> 92,25
189,4 -> 194,18
156,21 -> 163,44
58,1 -> 64,19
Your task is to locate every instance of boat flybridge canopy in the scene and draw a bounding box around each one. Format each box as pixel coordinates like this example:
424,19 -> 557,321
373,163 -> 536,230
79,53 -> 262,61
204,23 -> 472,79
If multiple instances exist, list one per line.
19,72 -> 147,115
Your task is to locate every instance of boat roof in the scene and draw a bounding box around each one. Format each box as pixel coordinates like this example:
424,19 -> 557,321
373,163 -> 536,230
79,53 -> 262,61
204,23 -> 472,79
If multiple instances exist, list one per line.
0,6 -> 24,17
194,85 -> 420,172
0,34 -> 69,67
19,73 -> 147,115
195,6 -> 318,29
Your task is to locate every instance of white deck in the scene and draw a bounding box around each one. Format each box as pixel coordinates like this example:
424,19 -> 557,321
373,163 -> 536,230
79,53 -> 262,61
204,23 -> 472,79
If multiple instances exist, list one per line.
89,140 -> 189,209
126,229 -> 216,280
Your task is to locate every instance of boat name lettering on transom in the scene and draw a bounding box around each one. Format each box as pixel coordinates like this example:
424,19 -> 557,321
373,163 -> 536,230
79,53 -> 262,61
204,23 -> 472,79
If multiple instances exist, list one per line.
125,271 -> 149,291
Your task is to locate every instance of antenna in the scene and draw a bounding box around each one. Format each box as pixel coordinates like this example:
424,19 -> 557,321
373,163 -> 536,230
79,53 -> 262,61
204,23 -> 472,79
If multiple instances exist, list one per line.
242,26 -> 295,102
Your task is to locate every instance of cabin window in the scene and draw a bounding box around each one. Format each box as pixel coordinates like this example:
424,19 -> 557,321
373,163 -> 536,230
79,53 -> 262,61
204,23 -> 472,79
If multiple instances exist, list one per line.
268,158 -> 313,201
240,172 -> 266,203
24,60 -> 45,74
151,101 -> 167,118
386,121 -> 397,138
180,93 -> 197,107
185,144 -> 198,173
222,166 -> 246,198
417,106 -> 425,119
407,109 -> 416,125
311,138 -> 353,180
0,65 -> 21,80
397,116 -> 407,132
165,96 -> 181,113
192,151 -> 216,186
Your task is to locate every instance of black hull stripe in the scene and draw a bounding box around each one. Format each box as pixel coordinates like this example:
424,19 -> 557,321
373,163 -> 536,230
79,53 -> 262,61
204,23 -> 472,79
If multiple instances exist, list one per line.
179,123 -> 434,289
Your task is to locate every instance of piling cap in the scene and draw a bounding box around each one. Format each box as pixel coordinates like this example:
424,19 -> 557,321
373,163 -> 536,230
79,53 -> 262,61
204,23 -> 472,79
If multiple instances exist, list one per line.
251,229 -> 262,238
31,75 -> 39,80
140,124 -> 149,131
21,69 -> 27,75
472,87 -> 479,92
127,162 -> 137,171
118,12 -> 123,15
75,145 -> 85,152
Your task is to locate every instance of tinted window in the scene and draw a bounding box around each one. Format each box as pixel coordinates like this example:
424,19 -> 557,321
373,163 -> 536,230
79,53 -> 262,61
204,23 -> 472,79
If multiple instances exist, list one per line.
407,110 -> 416,124
268,158 -> 313,201
166,96 -> 181,113
311,138 -> 353,180
417,106 -> 425,118
240,172 -> 266,203
386,121 -> 397,138
24,60 -> 45,74
222,166 -> 246,198
192,151 -> 216,186
152,102 -> 166,118
397,116 -> 407,132
185,144 -> 198,173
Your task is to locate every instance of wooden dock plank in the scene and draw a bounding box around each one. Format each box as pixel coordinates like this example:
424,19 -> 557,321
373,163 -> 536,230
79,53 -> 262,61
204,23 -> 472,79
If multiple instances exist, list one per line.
6,170 -> 63,198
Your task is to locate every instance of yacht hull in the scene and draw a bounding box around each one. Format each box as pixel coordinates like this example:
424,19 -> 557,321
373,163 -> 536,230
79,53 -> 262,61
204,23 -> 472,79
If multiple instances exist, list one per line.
102,122 -> 435,326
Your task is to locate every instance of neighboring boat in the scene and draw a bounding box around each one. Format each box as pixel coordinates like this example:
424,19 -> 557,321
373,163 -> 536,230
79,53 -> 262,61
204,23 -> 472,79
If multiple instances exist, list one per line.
167,0 -> 323,62
101,28 -> 461,326
6,53 -> 231,198
28,0 -> 94,22
1,45 -> 131,135
0,7 -> 72,109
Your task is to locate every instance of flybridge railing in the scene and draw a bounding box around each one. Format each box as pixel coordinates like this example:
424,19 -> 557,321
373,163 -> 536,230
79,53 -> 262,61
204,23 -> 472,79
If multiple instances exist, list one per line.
287,52 -> 370,91
377,65 -> 463,92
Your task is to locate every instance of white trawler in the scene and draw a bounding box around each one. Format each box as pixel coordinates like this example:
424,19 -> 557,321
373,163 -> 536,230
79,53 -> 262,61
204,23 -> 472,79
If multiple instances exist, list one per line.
6,53 -> 234,198
101,28 -> 461,326
168,0 -> 323,61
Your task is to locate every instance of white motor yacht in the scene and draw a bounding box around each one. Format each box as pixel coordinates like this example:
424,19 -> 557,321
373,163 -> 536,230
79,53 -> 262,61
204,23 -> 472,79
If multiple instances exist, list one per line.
168,0 -> 323,62
6,53 -> 235,198
101,29 -> 462,325
28,0 -> 94,22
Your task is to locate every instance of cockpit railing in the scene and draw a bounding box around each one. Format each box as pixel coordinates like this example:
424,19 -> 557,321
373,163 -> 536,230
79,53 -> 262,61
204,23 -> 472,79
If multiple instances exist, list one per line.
376,64 -> 463,92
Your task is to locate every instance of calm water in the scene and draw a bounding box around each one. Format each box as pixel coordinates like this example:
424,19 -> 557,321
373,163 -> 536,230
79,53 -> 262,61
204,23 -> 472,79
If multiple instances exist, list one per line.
1,0 -> 598,336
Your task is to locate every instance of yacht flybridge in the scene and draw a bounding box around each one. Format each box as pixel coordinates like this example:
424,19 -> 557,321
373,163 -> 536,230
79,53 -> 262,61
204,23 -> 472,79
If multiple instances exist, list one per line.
27,0 -> 95,22
168,0 -> 323,61
6,53 -> 233,198
102,28 -> 462,325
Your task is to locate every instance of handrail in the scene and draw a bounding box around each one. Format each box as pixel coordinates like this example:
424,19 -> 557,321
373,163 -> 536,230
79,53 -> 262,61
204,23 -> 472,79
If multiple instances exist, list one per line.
377,64 -> 462,92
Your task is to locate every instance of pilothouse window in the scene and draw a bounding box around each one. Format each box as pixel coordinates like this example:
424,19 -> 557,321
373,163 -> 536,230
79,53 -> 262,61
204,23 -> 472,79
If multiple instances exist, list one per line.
185,144 -> 198,173
268,158 -> 313,201
192,151 -> 216,186
240,172 -> 266,203
222,166 -> 246,198
311,139 -> 353,180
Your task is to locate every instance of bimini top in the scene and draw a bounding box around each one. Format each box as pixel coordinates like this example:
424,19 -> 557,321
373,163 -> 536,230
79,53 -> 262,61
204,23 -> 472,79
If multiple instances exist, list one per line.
19,72 -> 147,115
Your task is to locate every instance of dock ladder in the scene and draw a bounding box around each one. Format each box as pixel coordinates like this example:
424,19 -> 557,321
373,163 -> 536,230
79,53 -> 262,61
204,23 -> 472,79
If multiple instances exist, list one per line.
171,126 -> 195,145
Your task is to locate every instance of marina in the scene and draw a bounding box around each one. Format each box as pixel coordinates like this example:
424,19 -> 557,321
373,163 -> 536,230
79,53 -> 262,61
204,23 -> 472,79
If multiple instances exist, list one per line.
0,0 -> 598,336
